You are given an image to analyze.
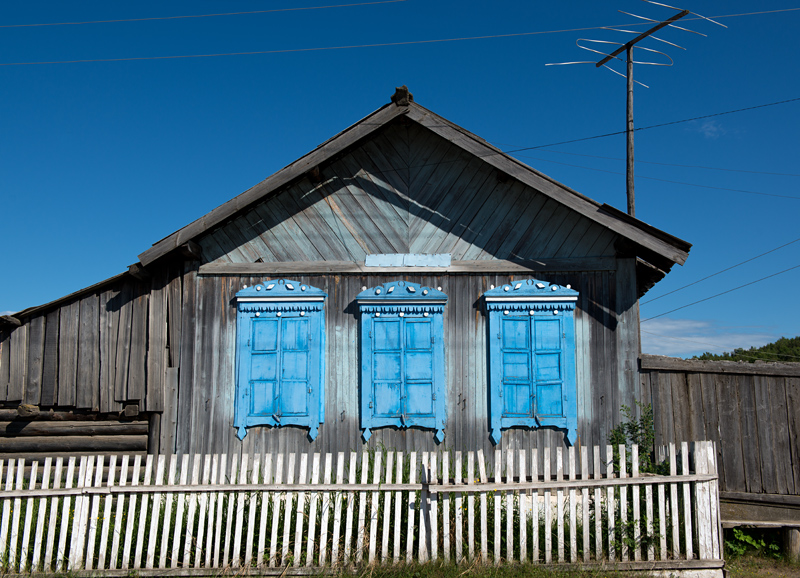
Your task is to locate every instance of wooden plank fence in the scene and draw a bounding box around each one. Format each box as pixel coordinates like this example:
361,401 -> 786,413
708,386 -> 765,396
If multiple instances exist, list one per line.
0,441 -> 722,575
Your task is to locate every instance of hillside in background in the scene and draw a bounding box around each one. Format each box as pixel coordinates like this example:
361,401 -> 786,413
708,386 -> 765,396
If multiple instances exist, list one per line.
692,336 -> 800,363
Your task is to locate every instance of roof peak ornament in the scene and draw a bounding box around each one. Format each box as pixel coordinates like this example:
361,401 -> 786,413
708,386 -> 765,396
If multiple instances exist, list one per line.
390,85 -> 413,106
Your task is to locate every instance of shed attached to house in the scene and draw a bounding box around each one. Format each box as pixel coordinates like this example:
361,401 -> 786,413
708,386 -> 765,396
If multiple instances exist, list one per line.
0,88 -> 691,464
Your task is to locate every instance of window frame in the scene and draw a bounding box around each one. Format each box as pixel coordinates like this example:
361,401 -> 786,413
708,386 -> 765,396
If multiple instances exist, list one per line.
357,281 -> 447,442
234,279 -> 326,440
485,279 -> 578,445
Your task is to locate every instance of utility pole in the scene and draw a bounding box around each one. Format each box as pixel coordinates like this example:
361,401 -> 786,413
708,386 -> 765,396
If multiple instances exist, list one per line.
595,9 -> 689,217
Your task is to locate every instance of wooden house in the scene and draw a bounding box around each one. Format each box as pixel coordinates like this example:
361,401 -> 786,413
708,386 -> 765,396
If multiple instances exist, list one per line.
0,87 -> 691,464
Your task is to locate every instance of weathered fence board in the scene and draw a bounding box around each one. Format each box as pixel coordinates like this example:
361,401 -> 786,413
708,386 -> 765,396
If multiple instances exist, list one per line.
0,442 -> 722,575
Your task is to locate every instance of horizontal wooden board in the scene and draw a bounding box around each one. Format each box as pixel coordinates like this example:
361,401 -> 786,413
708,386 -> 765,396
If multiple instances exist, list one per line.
641,354 -> 800,377
0,420 -> 148,436
0,434 -> 148,452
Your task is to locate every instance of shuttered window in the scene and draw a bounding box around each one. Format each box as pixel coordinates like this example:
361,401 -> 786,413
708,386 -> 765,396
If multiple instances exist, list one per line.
358,281 -> 447,442
485,279 -> 578,444
235,280 -> 326,440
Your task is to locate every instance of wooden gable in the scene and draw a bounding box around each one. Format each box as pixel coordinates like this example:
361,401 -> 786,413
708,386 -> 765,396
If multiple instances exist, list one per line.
197,121 -> 617,267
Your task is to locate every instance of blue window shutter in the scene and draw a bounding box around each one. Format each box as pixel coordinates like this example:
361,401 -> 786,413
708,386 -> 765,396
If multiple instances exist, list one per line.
358,281 -> 447,442
234,280 -> 326,440
485,280 -> 578,445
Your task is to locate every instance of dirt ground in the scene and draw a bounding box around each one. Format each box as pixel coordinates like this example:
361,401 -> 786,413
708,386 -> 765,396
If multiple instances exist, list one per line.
725,555 -> 800,578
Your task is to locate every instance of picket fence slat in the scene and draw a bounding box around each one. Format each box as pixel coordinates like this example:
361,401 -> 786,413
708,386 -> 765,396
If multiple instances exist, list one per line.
0,441 -> 724,574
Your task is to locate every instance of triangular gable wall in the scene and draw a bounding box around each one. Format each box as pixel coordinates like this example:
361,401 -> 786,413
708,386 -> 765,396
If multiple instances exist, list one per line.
199,122 -> 616,265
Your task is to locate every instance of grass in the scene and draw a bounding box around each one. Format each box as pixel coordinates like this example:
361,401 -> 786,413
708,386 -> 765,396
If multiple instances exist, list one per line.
341,561 -> 658,578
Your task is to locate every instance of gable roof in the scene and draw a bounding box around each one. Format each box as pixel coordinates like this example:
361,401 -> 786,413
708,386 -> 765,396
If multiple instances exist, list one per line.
138,92 -> 691,279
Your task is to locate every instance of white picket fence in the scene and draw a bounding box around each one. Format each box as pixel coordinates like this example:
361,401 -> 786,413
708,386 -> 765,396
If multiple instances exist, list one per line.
0,441 -> 722,575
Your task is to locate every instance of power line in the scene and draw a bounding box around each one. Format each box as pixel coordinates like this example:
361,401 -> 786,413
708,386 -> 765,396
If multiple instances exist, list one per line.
641,237 -> 800,305
0,1 -> 408,28
511,152 -> 800,200
641,263 -> 800,322
3,8 -> 800,66
641,330 -> 800,361
503,97 -> 800,153
491,147 -> 800,178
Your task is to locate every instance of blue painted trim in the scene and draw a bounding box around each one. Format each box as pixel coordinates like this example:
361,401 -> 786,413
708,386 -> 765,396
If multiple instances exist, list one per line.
358,281 -> 447,443
485,279 -> 578,445
234,279 -> 327,441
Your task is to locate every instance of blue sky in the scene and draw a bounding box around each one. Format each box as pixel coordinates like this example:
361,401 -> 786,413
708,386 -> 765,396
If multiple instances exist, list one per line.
1,1 -> 798,359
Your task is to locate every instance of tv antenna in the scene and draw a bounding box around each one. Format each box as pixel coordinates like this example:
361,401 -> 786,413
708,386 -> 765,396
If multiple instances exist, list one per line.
547,1 -> 725,217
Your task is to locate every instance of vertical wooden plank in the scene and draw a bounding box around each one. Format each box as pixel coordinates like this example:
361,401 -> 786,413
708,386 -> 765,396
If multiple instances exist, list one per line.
194,455 -> 212,568
467,452 -> 475,561
646,472 -> 655,560
518,450 -> 526,563
9,459 -> 25,570
57,457 -> 76,571
0,333 -> 10,400
568,447 -> 577,563
97,456 -> 116,570
245,454 -> 261,568
8,325 -> 28,402
222,455 -> 238,567
355,451 -> 369,563
532,448 -> 540,564
405,452 -> 417,564
419,452 -> 430,563
41,309 -> 59,406
122,455 -> 142,568
504,449 -> 513,563
233,454 -> 250,567
127,289 -> 148,405
77,295 -> 100,409
318,453 -> 333,567
58,301 -> 79,406
0,461 -> 12,565
306,453 -> 322,566
544,446 -> 552,563
477,450 -> 488,563
556,447 -> 564,563
281,453 -> 296,566
619,444 -> 628,562
581,448 -> 590,562
170,454 -> 190,568
443,452 -> 451,562
682,442 -> 693,559
708,442 -> 722,560
343,452 -> 356,564
593,446 -> 602,560
20,462 -> 38,572
145,455 -> 166,569
632,445 -> 641,562
694,442 -> 710,560
85,456 -> 105,570
381,452 -> 394,563
25,316 -> 45,405
268,454 -> 284,567
32,457 -> 52,571
182,455 -> 202,567
331,453 -> 345,566
368,451 -> 381,564
606,446 -> 615,561
146,269 -> 168,412
658,472 -> 667,560
113,286 -> 134,405
669,443 -> 680,558
158,455 -> 177,569
430,453 -> 439,562
133,455 -> 154,568
455,451 -> 464,563
392,451 -> 403,564
205,454 -> 221,568
292,453 -> 309,566
257,454 -> 272,568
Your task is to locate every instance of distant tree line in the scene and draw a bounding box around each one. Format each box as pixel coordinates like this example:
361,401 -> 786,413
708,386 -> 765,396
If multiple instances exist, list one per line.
692,336 -> 800,363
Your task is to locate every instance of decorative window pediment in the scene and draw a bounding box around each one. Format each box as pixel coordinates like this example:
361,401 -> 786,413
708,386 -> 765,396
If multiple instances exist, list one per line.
485,279 -> 578,445
235,279 -> 326,440
357,281 -> 447,442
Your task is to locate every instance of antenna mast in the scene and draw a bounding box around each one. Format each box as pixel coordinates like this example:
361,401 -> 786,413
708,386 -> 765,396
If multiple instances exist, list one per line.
596,9 -> 689,217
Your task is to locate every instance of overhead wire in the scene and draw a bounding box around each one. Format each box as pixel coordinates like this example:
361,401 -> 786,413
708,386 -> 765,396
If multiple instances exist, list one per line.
0,1 -> 408,28
2,8 -> 800,66
641,237 -> 800,305
641,263 -> 800,322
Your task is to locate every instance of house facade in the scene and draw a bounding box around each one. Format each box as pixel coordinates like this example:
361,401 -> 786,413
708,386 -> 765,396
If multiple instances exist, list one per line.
0,88 -> 691,465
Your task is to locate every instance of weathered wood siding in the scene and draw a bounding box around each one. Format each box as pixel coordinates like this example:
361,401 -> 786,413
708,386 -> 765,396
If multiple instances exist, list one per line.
198,122 -> 617,266
640,354 -> 800,496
